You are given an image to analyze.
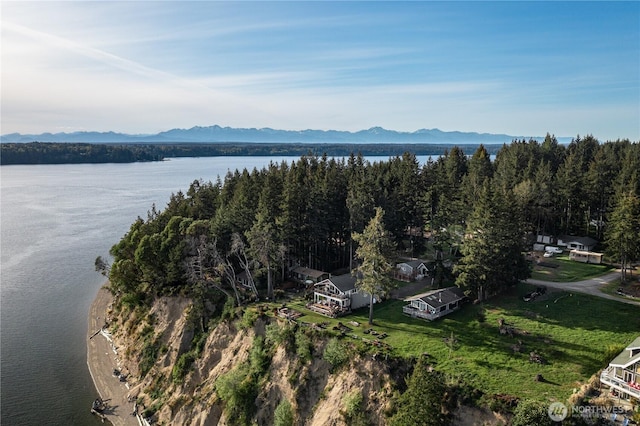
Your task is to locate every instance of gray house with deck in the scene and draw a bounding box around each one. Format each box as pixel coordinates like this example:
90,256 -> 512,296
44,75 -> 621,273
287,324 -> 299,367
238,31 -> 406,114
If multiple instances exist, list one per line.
403,287 -> 466,320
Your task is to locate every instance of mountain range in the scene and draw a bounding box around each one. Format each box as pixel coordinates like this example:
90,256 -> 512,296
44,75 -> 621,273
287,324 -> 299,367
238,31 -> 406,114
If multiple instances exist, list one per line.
1,125 -> 567,144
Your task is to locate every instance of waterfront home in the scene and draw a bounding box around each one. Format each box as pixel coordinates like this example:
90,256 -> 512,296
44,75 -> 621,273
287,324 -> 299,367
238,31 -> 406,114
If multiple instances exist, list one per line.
309,274 -> 370,317
600,336 -> 640,400
403,287 -> 466,321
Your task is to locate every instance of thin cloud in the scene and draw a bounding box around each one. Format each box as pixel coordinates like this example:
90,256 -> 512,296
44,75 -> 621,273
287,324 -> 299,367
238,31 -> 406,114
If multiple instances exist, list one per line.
1,2 -> 638,140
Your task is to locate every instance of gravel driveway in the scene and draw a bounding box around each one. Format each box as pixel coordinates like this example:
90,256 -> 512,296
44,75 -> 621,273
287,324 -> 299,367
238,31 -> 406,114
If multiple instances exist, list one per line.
527,271 -> 640,307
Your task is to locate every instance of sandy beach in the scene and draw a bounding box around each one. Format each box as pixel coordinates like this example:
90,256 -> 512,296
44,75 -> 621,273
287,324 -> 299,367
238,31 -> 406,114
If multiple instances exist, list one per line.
87,287 -> 141,426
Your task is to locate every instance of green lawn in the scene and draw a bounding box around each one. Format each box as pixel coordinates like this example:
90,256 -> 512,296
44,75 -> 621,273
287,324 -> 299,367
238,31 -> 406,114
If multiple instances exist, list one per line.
278,284 -> 639,403
531,255 -> 613,282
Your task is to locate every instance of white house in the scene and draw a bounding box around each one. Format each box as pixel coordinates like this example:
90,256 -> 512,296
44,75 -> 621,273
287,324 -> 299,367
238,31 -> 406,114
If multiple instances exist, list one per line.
395,260 -> 430,281
309,274 -> 371,318
600,336 -> 640,400
402,287 -> 466,321
557,235 -> 598,252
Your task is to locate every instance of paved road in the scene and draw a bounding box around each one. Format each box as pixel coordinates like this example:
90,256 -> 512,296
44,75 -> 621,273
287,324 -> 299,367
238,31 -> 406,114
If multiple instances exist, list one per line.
527,271 -> 640,307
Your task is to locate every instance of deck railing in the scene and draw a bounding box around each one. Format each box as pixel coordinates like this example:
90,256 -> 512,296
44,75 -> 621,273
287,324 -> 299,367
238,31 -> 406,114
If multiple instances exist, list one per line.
600,366 -> 640,399
403,305 -> 438,321
314,289 -> 349,300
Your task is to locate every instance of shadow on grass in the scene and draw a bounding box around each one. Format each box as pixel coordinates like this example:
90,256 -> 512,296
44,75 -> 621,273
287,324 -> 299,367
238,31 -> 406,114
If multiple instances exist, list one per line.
363,286 -> 639,376
283,285 -> 638,400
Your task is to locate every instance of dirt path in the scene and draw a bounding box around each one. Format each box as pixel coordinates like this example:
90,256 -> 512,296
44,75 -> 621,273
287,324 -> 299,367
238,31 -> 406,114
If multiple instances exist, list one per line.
527,271 -> 640,307
87,287 -> 140,426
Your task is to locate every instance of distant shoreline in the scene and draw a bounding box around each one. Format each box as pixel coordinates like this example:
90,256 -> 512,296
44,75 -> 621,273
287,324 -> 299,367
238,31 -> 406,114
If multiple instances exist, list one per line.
0,141 -> 504,165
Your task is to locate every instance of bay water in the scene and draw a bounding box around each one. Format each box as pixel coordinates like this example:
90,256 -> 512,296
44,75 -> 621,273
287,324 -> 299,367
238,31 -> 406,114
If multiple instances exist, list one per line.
0,157 -> 297,425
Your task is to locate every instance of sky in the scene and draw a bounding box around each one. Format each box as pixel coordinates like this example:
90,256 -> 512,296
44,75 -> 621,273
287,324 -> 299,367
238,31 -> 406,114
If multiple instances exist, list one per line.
1,1 -> 639,141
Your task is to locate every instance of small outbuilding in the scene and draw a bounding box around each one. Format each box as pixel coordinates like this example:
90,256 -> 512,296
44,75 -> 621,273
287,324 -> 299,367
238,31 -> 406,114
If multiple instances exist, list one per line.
290,266 -> 329,285
395,259 -> 430,281
569,250 -> 603,264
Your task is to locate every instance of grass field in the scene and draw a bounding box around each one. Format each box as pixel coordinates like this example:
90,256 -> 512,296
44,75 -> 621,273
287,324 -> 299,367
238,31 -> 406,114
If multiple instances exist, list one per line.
279,283 -> 640,403
530,255 -> 613,282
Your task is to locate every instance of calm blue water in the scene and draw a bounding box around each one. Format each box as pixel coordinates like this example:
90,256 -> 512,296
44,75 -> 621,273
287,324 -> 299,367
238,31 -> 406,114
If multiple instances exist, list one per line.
0,154 -> 440,425
0,157 -> 300,425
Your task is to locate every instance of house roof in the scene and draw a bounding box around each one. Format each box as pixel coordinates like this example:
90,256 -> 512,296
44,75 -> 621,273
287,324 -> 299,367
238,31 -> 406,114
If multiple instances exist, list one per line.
559,235 -> 598,246
291,266 -> 327,278
398,259 -> 427,269
316,273 -> 357,293
627,336 -> 640,350
609,336 -> 640,368
330,274 -> 357,292
406,287 -> 466,309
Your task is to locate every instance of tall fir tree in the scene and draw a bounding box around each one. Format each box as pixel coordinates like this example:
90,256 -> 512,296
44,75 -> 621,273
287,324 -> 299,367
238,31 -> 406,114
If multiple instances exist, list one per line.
352,207 -> 395,325
605,191 -> 640,283
454,183 -> 530,301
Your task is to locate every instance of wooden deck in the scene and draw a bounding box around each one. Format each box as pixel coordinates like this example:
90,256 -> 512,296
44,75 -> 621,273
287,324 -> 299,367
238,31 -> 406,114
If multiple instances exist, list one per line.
403,305 -> 439,321
307,303 -> 350,318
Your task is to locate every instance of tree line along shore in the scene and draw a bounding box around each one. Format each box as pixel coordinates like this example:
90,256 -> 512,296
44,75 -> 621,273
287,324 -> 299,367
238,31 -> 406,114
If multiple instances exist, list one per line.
1,141 -> 506,165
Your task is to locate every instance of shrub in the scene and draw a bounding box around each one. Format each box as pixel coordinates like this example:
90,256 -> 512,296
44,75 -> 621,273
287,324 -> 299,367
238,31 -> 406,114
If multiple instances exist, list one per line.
215,364 -> 257,426
274,399 -> 294,426
221,297 -> 237,321
249,336 -> 270,376
120,292 -> 142,309
323,338 -> 349,370
511,399 -> 553,426
142,400 -> 163,419
139,336 -> 162,378
239,308 -> 258,329
295,329 -> 312,362
172,352 -> 195,383
192,330 -> 209,355
265,323 -> 294,349
487,394 -> 519,414
341,390 -> 367,426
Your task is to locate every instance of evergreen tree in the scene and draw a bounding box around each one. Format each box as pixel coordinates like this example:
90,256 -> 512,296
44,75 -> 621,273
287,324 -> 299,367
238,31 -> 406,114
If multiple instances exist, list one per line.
246,213 -> 285,300
605,191 -> 640,283
346,155 -> 375,270
352,207 -> 395,325
389,357 -> 450,426
462,144 -> 494,211
454,183 -> 530,301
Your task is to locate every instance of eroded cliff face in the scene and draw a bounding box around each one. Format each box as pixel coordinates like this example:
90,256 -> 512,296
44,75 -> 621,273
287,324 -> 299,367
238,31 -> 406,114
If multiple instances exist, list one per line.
107,296 -> 402,426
